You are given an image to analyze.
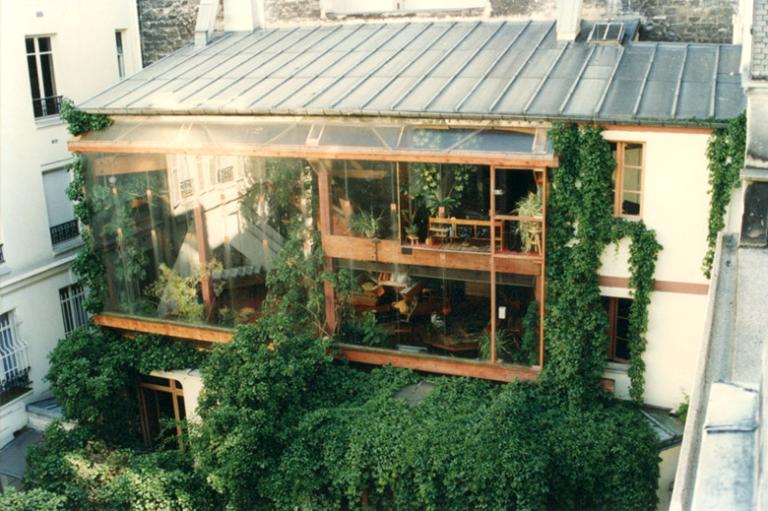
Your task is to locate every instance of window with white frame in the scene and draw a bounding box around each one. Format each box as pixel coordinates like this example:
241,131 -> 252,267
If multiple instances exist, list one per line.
0,312 -> 31,396
25,36 -> 61,118
59,284 -> 88,334
43,168 -> 79,246
115,30 -> 126,79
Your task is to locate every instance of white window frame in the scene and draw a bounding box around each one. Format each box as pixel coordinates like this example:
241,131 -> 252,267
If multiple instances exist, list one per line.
25,35 -> 59,119
115,29 -> 126,79
60,284 -> 88,334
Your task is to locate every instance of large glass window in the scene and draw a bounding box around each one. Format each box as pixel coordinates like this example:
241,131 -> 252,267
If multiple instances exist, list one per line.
0,312 -> 30,398
25,36 -> 60,118
137,375 -> 186,448
84,153 -> 312,327
603,297 -> 632,363
337,261 -> 491,361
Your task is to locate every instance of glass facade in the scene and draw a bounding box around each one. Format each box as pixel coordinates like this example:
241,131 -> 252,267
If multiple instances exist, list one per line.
80,120 -> 549,368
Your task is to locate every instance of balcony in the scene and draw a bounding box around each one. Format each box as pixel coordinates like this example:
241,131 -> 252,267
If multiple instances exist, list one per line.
32,95 -> 62,119
50,219 -> 79,245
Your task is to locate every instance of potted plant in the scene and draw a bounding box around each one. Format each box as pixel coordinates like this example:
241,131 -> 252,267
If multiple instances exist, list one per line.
514,190 -> 543,253
349,210 -> 383,239
402,204 -> 420,244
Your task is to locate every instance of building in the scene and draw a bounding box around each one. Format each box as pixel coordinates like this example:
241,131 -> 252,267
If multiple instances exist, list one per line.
63,0 -> 745,505
0,0 -> 142,449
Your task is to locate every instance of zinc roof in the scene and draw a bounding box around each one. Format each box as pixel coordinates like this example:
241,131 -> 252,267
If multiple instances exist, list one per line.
80,20 -> 745,125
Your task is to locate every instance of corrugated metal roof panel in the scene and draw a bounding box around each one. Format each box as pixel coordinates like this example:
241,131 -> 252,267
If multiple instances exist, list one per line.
79,19 -> 745,125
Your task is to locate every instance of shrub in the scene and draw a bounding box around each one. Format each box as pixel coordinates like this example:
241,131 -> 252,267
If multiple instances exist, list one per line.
0,488 -> 67,511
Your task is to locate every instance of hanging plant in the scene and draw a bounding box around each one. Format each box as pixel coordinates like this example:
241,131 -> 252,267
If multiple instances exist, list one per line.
702,113 -> 746,278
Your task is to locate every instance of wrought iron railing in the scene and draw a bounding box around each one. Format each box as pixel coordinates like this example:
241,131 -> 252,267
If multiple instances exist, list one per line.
32,95 -> 62,118
0,337 -> 31,397
50,219 -> 80,245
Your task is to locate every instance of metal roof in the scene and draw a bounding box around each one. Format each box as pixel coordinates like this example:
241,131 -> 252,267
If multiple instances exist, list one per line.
80,20 -> 745,125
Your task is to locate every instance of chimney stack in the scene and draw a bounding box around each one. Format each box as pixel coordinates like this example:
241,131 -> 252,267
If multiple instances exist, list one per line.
194,0 -> 218,48
556,0 -> 583,42
223,0 -> 266,32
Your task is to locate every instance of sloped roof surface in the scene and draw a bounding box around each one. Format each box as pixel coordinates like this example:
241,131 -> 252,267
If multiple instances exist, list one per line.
80,20 -> 745,125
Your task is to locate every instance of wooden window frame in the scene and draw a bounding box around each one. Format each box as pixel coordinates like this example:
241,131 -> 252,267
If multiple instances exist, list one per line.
137,376 -> 186,448
612,141 -> 645,219
605,297 -> 631,364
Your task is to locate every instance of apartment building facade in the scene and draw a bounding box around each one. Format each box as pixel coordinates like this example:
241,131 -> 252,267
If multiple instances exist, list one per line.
0,0 -> 142,447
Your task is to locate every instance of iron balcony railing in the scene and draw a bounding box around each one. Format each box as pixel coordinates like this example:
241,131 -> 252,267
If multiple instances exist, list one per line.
0,334 -> 31,397
50,219 -> 79,245
33,95 -> 62,119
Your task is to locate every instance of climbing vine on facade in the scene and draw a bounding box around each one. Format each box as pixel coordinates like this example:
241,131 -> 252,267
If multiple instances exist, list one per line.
545,124 -> 661,404
60,99 -> 113,313
702,113 -> 746,278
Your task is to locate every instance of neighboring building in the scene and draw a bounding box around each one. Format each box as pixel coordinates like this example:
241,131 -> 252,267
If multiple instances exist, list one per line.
136,0 -> 741,65
672,0 -> 768,509
0,0 -> 142,448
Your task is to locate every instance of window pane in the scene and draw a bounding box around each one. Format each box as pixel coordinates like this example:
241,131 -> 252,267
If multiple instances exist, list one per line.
40,53 -> 56,97
43,169 -> 75,227
621,192 -> 641,215
25,38 -> 34,53
622,166 -> 641,191
115,31 -> 123,52
624,144 -> 642,167
38,37 -> 51,52
27,55 -> 41,100
615,336 -> 631,361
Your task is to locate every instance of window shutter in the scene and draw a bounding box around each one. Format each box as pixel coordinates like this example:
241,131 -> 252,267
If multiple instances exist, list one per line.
43,169 -> 75,227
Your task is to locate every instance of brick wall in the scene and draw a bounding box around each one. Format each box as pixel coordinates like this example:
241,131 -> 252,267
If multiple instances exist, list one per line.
137,0 -> 738,65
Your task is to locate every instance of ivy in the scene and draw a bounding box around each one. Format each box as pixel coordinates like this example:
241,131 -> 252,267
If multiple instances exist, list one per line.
46,326 -> 207,445
544,124 -> 661,404
702,113 -> 746,278
59,98 -> 112,136
62,101 -> 112,313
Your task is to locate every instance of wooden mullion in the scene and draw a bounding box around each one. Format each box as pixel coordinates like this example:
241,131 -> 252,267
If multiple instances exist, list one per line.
538,167 -> 547,367
490,165 -> 497,365
312,160 -> 338,334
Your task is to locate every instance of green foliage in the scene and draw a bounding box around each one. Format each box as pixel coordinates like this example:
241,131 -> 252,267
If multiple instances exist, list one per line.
514,190 -> 544,252
545,124 -> 661,404
675,393 -> 690,424
47,326 -> 140,443
147,264 -> 205,322
409,163 -> 474,217
341,311 -> 387,347
47,326 -> 206,445
66,155 -> 106,313
190,322 -> 659,510
0,488 -> 67,511
520,299 -> 540,366
191,322 -> 333,509
59,98 -> 112,136
349,210 -> 384,238
25,423 -> 220,511
702,113 -> 746,277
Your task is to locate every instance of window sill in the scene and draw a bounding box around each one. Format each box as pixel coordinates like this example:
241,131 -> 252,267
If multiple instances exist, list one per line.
34,116 -> 64,129
52,237 -> 83,256
605,360 -> 630,373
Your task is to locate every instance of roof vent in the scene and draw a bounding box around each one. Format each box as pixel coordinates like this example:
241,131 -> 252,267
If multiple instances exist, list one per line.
588,22 -> 625,46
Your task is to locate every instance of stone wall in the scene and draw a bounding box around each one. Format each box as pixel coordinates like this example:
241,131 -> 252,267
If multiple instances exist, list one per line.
752,0 -> 768,78
137,0 -> 198,65
137,0 -> 738,65
489,0 -> 737,43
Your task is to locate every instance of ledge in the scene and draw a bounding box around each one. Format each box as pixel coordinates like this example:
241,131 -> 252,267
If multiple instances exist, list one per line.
336,343 -> 540,382
93,313 -> 233,343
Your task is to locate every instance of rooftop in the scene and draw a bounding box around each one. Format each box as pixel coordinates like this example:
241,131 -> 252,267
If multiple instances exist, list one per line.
80,19 -> 745,126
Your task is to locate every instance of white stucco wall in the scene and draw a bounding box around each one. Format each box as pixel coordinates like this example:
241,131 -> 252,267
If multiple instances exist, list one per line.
0,0 -> 142,441
599,129 -> 717,409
